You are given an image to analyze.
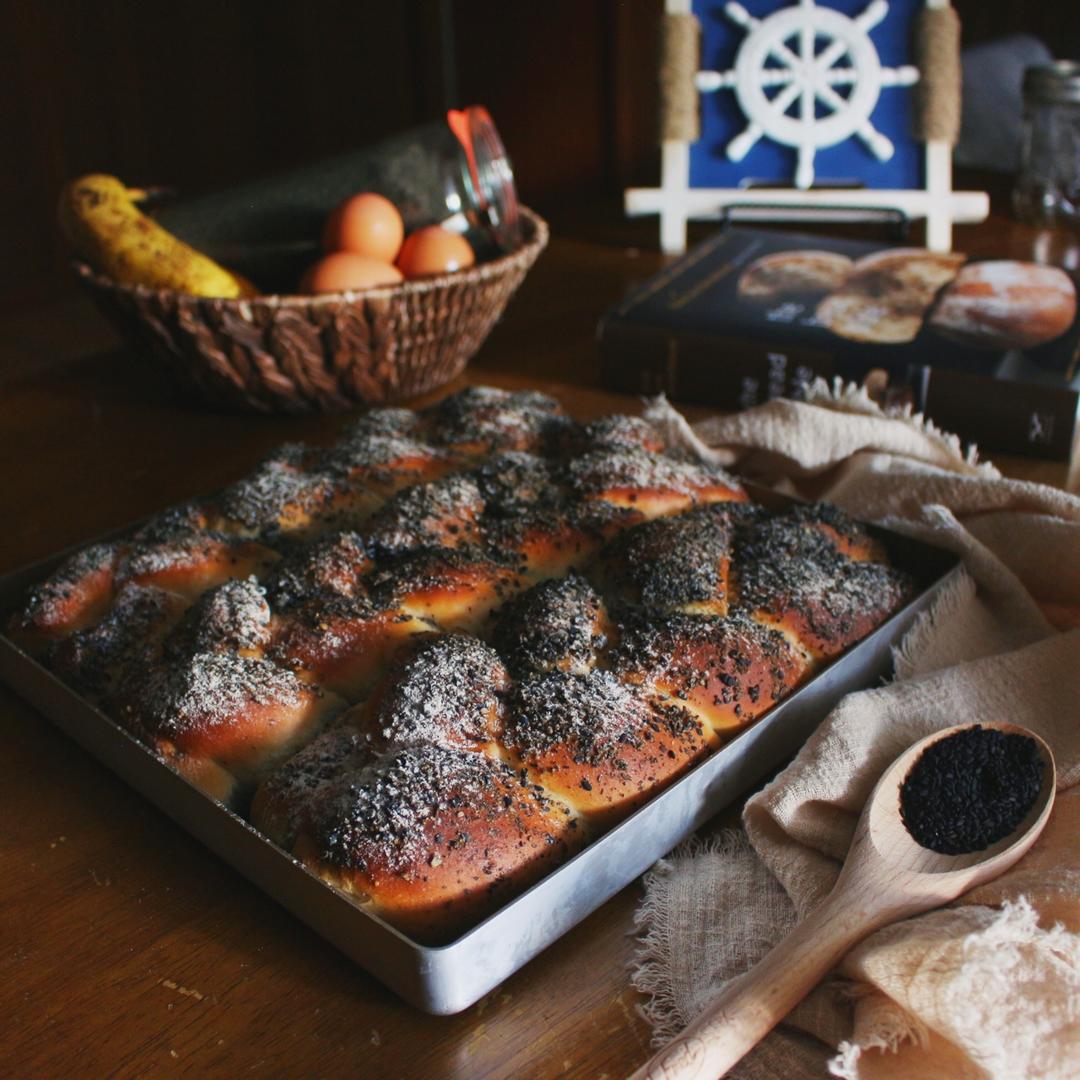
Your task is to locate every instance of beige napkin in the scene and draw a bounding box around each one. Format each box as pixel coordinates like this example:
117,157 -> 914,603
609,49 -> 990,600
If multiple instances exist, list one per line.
632,384 -> 1080,1079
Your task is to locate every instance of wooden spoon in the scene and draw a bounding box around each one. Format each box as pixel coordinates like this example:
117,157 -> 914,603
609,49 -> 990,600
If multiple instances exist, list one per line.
630,721 -> 1056,1080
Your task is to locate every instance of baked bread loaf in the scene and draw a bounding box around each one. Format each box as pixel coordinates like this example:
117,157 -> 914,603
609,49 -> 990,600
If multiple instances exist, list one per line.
927,260 -> 1077,350
7,386 -> 915,942
816,248 -> 965,344
737,250 -> 854,303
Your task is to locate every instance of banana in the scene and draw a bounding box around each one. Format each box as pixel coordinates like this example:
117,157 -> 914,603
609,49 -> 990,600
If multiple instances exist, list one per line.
58,174 -> 257,298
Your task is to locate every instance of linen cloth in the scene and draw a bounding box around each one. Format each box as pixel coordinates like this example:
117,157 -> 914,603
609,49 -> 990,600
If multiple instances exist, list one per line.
631,384 -> 1080,1079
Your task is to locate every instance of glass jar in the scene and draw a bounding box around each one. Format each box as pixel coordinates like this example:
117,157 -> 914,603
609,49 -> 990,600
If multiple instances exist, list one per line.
155,106 -> 520,292
1012,62 -> 1080,228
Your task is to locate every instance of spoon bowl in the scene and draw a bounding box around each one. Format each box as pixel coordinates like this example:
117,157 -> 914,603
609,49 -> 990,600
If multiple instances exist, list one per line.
632,721 -> 1057,1080
849,721 -> 1055,899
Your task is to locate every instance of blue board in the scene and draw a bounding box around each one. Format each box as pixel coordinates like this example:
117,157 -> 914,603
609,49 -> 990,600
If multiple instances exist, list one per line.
689,0 -> 923,191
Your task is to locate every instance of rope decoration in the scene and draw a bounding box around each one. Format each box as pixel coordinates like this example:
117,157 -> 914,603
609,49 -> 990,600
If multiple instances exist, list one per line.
913,5 -> 962,145
659,13 -> 701,143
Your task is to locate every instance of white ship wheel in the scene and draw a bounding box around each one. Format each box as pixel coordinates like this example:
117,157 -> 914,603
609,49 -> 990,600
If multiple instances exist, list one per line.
696,0 -> 919,189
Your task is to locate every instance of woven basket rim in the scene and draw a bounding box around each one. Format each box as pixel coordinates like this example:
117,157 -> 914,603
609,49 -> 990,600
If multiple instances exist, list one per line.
72,205 -> 549,308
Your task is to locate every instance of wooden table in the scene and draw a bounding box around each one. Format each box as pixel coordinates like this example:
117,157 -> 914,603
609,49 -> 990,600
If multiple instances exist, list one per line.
1,200 -> 1074,1078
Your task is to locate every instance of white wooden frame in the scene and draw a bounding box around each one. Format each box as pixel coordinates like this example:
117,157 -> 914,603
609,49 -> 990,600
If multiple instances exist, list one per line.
626,0 -> 989,253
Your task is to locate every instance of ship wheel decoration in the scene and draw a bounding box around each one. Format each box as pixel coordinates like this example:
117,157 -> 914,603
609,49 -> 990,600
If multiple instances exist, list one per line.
696,0 -> 919,189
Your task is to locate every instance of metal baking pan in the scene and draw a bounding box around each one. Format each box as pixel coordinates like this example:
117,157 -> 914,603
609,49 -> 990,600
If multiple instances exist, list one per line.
0,501 -> 961,1014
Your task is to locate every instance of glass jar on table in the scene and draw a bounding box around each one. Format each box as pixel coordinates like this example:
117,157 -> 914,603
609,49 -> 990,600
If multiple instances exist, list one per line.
1013,62 -> 1080,228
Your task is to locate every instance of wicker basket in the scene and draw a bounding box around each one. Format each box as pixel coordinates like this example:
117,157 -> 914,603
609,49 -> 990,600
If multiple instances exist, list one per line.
73,207 -> 548,414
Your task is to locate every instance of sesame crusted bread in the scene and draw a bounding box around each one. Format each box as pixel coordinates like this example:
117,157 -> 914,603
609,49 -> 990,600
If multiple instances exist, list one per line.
293,744 -> 585,943
6,385 -> 915,943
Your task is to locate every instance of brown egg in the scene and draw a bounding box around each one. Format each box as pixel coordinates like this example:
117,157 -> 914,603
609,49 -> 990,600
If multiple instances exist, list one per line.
397,226 -> 476,279
300,252 -> 404,294
322,193 -> 405,263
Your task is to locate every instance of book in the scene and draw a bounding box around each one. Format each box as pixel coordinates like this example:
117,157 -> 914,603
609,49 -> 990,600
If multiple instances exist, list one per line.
598,320 -> 837,408
598,226 -> 1080,457
913,356 -> 1080,462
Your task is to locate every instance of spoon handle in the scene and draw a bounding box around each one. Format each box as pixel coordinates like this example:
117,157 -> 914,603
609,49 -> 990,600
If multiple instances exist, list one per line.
629,889 -> 888,1080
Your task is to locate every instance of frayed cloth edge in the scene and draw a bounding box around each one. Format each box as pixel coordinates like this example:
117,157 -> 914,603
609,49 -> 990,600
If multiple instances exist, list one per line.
630,830 -> 751,1048
827,898 -> 1080,1079
803,378 -> 990,472
643,381 -> 1000,479
891,568 -> 977,680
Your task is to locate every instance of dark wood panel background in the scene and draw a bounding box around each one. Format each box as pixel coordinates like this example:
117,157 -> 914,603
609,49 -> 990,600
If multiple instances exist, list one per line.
0,0 -> 1071,310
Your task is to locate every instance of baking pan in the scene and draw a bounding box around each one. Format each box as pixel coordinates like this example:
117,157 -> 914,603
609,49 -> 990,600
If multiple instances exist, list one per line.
0,505 -> 961,1014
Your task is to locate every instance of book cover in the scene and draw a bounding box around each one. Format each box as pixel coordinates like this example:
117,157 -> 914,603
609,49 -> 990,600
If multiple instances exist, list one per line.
599,226 -> 1080,433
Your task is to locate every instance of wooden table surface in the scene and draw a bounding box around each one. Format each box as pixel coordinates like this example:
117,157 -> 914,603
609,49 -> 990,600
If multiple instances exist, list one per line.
1,199 -> 1075,1079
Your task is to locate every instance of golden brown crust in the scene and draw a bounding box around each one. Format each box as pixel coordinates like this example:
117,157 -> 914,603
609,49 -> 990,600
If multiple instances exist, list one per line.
816,248 -> 965,344
568,447 -> 747,518
7,543 -> 124,652
261,531 -> 373,608
365,474 -> 486,558
421,386 -> 570,457
577,414 -> 666,454
123,535 -> 279,599
928,260 -> 1077,350
294,745 -> 584,943
592,503 -> 756,616
268,596 -> 433,698
366,549 -> 525,633
250,724 -> 374,847
503,671 -> 712,825
50,583 -> 184,699
613,612 -> 811,737
116,650 -> 345,791
318,426 -> 454,498
731,507 -> 915,659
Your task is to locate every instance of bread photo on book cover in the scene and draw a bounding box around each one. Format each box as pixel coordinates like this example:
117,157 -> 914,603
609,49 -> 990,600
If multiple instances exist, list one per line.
928,261 -> 1078,350
815,249 -> 966,345
737,251 -> 854,303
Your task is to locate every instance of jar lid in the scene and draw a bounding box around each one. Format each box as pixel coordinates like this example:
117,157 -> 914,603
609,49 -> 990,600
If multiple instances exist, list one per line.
447,106 -> 520,253
1024,61 -> 1080,105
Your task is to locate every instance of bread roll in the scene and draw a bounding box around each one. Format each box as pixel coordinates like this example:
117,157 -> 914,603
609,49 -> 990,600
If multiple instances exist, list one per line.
319,425 -> 454,499
366,548 -> 525,633
268,596 -> 433,698
492,573 -> 612,677
732,506 -> 914,659
292,745 -> 584,943
165,577 -> 272,657
422,385 -> 571,457
351,633 -> 510,756
365,474 -> 486,558
503,670 -> 713,826
592,502 -> 758,616
49,583 -> 183,698
261,531 -> 373,608
123,534 -> 278,598
8,543 -> 124,652
117,650 -> 344,793
576,414 -> 666,454
613,611 -> 810,736
568,446 -> 746,519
